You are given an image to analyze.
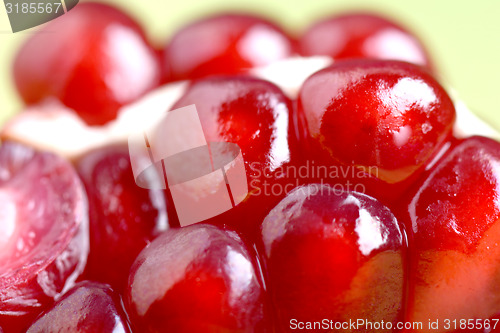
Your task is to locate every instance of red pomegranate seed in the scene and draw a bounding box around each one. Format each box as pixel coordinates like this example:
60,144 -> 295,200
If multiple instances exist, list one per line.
405,136 -> 500,327
261,184 -> 406,331
126,224 -> 270,332
76,144 -> 169,293
13,2 -> 161,125
0,142 -> 88,332
296,59 -> 455,202
299,12 -> 433,69
26,281 -> 131,333
164,13 -> 295,80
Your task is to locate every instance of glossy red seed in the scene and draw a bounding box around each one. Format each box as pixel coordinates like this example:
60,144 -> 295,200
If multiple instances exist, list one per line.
13,2 -> 161,126
261,184 -> 405,331
26,281 -> 131,333
126,224 -> 269,333
296,59 -> 455,202
299,12 -> 433,69
164,14 -> 295,80
170,76 -> 295,233
405,136 -> 500,328
0,142 -> 88,332
76,145 -> 169,293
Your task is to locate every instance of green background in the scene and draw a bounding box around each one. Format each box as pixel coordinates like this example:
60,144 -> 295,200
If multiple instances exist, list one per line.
1,0 -> 499,127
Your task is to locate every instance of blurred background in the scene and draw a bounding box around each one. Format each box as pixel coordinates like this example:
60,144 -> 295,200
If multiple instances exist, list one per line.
1,0 -> 499,127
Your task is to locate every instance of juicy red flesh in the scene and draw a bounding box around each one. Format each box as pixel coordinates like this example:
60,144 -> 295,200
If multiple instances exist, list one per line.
164,14 -> 295,80
13,2 -> 161,125
299,12 -> 433,69
404,136 -> 500,329
126,224 -> 269,333
26,281 -> 131,333
76,145 -> 168,293
261,184 -> 405,331
170,76 -> 295,234
296,59 -> 455,202
0,142 -> 88,332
